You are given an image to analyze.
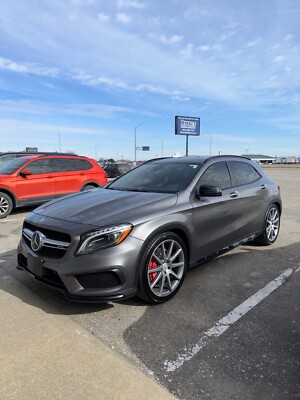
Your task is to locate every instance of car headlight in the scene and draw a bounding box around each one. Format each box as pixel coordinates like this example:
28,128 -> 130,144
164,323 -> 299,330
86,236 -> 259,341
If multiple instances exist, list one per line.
76,223 -> 133,255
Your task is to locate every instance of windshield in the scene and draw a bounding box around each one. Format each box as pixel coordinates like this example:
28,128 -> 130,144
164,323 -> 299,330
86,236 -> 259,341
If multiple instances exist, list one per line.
107,161 -> 202,193
0,157 -> 30,174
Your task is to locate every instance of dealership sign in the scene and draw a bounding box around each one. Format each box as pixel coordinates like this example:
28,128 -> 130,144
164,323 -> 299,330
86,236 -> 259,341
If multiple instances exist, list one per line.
175,116 -> 200,136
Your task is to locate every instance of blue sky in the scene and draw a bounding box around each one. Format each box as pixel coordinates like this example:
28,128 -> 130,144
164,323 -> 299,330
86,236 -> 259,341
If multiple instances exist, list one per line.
0,0 -> 299,160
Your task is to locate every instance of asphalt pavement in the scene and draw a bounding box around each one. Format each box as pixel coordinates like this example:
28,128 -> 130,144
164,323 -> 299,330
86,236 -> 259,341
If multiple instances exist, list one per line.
0,167 -> 299,399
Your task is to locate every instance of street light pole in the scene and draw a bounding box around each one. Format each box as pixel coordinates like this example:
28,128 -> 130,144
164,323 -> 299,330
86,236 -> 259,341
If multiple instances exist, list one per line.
134,124 -> 143,164
207,132 -> 212,156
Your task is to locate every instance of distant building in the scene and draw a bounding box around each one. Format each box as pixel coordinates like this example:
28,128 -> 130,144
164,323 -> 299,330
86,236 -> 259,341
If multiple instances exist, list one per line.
241,154 -> 275,164
274,156 -> 299,164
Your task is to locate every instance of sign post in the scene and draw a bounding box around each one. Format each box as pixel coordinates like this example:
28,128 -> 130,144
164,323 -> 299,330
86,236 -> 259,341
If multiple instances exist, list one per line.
175,116 -> 200,156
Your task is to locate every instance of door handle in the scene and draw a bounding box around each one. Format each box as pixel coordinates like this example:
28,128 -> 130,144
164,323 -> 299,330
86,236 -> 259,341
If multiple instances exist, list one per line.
260,184 -> 267,190
229,191 -> 239,198
47,175 -> 54,179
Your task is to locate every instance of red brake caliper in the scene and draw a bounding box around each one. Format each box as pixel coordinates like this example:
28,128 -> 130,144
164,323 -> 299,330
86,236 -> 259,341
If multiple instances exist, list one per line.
149,259 -> 158,282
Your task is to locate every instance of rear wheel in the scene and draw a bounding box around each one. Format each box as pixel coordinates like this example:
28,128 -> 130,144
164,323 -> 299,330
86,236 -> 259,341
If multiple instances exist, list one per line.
82,184 -> 96,191
0,192 -> 13,219
137,232 -> 187,303
256,204 -> 280,245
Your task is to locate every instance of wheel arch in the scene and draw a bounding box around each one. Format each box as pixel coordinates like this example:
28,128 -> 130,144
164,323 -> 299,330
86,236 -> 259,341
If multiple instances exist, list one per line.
133,223 -> 192,288
273,201 -> 282,215
0,187 -> 16,207
80,181 -> 100,191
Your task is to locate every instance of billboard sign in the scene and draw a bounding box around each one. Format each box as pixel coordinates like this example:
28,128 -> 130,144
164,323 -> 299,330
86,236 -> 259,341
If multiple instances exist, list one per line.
175,116 -> 200,136
26,147 -> 38,152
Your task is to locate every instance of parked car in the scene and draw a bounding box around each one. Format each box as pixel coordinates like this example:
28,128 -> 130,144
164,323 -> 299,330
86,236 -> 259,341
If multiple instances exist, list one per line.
0,154 -> 107,218
17,155 -> 281,303
0,151 -> 75,165
103,163 -> 131,178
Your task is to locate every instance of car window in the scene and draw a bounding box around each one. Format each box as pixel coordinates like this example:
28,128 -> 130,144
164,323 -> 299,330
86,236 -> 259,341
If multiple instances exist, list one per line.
25,159 -> 53,174
0,157 -> 31,174
229,161 -> 261,186
198,162 -> 231,190
108,161 -> 202,193
53,158 -> 86,172
81,160 -> 93,170
0,154 -> 17,164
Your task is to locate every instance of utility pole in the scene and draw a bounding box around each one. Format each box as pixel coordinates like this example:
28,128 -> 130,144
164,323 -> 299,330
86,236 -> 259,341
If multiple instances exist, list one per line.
58,130 -> 61,152
134,124 -> 143,164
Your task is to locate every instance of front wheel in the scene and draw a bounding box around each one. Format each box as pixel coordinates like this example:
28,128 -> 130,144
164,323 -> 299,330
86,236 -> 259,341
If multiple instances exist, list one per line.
0,192 -> 13,219
255,204 -> 280,245
137,232 -> 188,303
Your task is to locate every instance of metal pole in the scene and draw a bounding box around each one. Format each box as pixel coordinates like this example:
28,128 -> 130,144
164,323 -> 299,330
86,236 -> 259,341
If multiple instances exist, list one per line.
209,133 -> 212,156
186,135 -> 189,156
134,127 -> 137,164
134,124 -> 143,165
58,130 -> 61,152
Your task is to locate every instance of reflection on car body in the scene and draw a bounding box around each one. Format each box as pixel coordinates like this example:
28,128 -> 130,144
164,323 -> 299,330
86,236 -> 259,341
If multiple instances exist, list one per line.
17,156 -> 281,304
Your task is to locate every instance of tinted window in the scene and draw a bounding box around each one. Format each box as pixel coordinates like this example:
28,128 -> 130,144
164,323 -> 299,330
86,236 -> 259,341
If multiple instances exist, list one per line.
25,159 -> 53,174
108,162 -> 202,193
53,158 -> 85,172
198,162 -> 231,190
81,160 -> 93,170
0,158 -> 32,174
0,154 -> 17,164
229,161 -> 261,186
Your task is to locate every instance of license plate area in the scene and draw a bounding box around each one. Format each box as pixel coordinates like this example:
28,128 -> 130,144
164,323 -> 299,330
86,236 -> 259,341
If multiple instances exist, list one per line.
27,254 -> 44,277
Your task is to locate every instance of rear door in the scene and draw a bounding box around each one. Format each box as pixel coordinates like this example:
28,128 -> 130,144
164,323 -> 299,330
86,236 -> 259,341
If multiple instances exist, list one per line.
226,161 -> 268,238
16,158 -> 55,203
53,158 -> 87,196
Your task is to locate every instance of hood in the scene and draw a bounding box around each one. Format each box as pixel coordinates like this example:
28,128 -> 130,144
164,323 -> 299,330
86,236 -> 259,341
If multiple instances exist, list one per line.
33,188 -> 178,227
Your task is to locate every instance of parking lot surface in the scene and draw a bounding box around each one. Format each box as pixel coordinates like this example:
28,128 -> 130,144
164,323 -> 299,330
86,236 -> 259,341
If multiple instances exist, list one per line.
1,168 -> 299,399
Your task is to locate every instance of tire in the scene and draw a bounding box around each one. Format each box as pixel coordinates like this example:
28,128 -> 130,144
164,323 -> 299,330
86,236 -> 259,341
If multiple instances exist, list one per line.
0,192 -> 13,219
137,232 -> 188,304
255,204 -> 280,245
82,184 -> 96,191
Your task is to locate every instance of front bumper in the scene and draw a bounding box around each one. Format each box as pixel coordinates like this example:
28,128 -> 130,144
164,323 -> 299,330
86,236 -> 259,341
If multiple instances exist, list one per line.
17,232 -> 144,302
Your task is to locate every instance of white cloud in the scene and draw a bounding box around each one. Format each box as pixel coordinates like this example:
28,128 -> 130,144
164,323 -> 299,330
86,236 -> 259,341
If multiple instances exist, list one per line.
116,13 -> 131,23
246,39 -> 261,48
98,13 -> 110,22
71,69 -> 190,100
0,57 -> 59,77
283,34 -> 294,41
272,55 -> 286,63
179,43 -> 194,58
72,69 -> 129,89
197,45 -> 211,52
70,0 -> 97,5
0,99 -> 153,118
159,35 -> 183,44
117,0 -> 145,9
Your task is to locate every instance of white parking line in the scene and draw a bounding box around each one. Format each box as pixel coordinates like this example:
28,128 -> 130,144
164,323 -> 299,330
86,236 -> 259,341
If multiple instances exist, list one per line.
164,264 -> 300,373
0,218 -> 25,222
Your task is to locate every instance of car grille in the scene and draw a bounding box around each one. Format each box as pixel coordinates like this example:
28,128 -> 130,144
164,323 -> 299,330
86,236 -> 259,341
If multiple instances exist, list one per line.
22,221 -> 71,259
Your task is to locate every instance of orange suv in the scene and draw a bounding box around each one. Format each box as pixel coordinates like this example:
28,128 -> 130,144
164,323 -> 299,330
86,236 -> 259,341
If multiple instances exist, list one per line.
0,154 -> 108,218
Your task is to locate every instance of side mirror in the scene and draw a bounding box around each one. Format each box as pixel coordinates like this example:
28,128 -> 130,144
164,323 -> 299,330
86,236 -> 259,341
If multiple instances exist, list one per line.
20,169 -> 32,178
197,185 -> 222,198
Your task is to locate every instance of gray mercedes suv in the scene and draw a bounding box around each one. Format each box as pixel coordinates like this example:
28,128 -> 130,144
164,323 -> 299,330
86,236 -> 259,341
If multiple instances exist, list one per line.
17,156 -> 281,303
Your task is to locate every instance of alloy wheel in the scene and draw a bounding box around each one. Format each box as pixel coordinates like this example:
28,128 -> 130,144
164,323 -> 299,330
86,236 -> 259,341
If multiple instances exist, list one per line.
266,207 -> 280,242
147,239 -> 185,298
0,196 -> 10,217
